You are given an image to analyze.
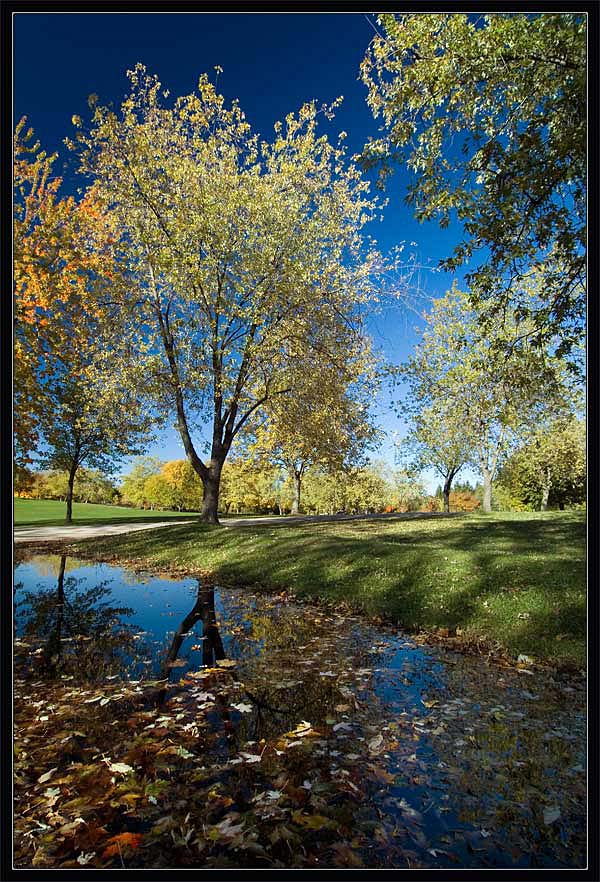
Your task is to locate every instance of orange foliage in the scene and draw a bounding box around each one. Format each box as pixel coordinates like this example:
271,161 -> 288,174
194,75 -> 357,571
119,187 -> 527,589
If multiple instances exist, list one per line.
101,832 -> 144,859
448,490 -> 480,512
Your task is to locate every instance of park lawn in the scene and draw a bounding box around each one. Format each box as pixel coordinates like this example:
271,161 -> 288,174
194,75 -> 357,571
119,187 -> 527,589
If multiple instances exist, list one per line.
73,510 -> 586,668
14,497 -> 197,527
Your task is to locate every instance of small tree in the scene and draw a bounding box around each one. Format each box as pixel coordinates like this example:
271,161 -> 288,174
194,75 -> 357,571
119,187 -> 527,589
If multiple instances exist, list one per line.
397,404 -> 469,513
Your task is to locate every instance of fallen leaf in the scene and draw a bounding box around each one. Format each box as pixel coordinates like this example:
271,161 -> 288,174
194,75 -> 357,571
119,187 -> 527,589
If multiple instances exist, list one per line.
543,806 -> 561,825
102,832 -> 143,858
104,760 -> 134,776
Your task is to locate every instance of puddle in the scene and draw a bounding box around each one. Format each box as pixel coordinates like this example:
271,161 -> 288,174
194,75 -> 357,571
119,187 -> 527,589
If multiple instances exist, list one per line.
13,553 -> 586,869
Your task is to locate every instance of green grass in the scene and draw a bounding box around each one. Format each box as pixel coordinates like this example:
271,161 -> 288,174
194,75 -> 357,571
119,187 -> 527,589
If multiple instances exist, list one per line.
71,510 -> 586,668
14,497 -> 197,527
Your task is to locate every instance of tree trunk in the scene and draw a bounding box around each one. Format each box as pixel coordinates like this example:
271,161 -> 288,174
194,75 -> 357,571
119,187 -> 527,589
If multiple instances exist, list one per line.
201,462 -> 223,524
291,471 -> 302,515
482,469 -> 493,513
443,476 -> 452,513
65,462 -> 78,524
540,468 -> 551,511
559,500 -> 565,511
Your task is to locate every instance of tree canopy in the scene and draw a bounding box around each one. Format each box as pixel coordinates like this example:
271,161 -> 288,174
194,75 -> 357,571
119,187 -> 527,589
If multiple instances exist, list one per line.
400,286 -> 572,511
72,65 -> 386,522
361,13 -> 586,357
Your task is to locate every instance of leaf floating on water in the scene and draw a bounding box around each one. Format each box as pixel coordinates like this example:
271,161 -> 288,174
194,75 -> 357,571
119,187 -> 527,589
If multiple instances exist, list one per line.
368,734 -> 384,752
543,806 -> 561,825
291,811 -> 333,830
216,659 -> 237,668
76,852 -> 95,865
232,703 -> 252,714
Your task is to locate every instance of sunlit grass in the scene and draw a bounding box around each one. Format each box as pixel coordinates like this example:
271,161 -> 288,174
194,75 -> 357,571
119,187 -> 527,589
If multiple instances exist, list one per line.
14,497 -> 196,526
72,511 -> 585,666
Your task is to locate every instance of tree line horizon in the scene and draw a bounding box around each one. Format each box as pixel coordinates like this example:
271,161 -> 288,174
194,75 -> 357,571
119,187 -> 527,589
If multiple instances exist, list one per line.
14,13 -> 586,524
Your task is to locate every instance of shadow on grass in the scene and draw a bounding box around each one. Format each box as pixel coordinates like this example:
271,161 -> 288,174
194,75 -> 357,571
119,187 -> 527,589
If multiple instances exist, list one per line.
72,514 -> 586,664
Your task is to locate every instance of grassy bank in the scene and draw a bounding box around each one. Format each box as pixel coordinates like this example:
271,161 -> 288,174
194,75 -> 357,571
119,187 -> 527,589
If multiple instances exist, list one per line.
14,498 -> 197,527
69,511 -> 586,667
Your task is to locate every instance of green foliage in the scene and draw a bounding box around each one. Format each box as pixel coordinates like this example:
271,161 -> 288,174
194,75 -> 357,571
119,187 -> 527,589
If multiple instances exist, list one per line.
121,457 -> 163,508
399,286 -> 574,511
25,469 -> 120,505
361,13 -> 586,357
496,417 -> 585,510
73,65 -> 386,521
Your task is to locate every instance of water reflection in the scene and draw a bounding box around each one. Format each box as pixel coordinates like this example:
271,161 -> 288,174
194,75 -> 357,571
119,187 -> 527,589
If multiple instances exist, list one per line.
15,554 -> 139,681
13,554 -> 586,870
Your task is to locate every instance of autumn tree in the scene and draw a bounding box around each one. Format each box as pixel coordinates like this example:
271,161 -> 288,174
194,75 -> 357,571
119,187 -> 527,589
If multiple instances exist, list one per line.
401,287 -> 570,512
361,13 -> 586,357
396,404 -> 470,513
249,342 -> 380,514
14,119 -> 69,464
73,66 -> 386,523
121,457 -> 163,508
161,459 -> 203,511
496,416 -> 585,510
219,457 -> 281,514
31,203 -> 153,523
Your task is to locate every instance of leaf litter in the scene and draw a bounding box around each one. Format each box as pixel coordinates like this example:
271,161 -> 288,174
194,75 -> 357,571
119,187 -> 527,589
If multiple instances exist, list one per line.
13,553 -> 586,869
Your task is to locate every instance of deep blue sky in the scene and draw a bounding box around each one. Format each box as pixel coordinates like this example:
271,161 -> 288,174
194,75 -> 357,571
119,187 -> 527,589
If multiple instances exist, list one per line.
14,12 -> 472,488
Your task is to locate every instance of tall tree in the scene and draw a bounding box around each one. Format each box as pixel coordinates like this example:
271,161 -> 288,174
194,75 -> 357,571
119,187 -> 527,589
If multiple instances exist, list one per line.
73,66 -> 385,523
30,201 -> 153,522
361,13 -> 586,357
14,119 -> 70,464
401,287 -> 569,512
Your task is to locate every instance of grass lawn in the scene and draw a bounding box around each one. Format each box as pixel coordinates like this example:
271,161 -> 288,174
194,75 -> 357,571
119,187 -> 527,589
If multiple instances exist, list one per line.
72,510 -> 586,668
14,497 -> 198,527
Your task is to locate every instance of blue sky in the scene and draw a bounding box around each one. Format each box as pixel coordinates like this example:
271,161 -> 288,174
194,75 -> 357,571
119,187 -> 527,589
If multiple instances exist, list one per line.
14,12 -> 475,490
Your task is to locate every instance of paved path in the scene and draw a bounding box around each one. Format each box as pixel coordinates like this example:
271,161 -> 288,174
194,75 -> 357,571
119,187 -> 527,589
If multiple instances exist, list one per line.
14,520 -> 195,544
14,510 -> 460,544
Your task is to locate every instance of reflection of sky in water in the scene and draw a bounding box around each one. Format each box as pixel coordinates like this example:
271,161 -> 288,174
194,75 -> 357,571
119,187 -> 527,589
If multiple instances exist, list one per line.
14,558 -> 266,680
14,554 -> 585,870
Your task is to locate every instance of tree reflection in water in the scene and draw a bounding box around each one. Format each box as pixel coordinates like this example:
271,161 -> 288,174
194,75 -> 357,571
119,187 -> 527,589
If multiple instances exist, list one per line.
15,554 -> 140,682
